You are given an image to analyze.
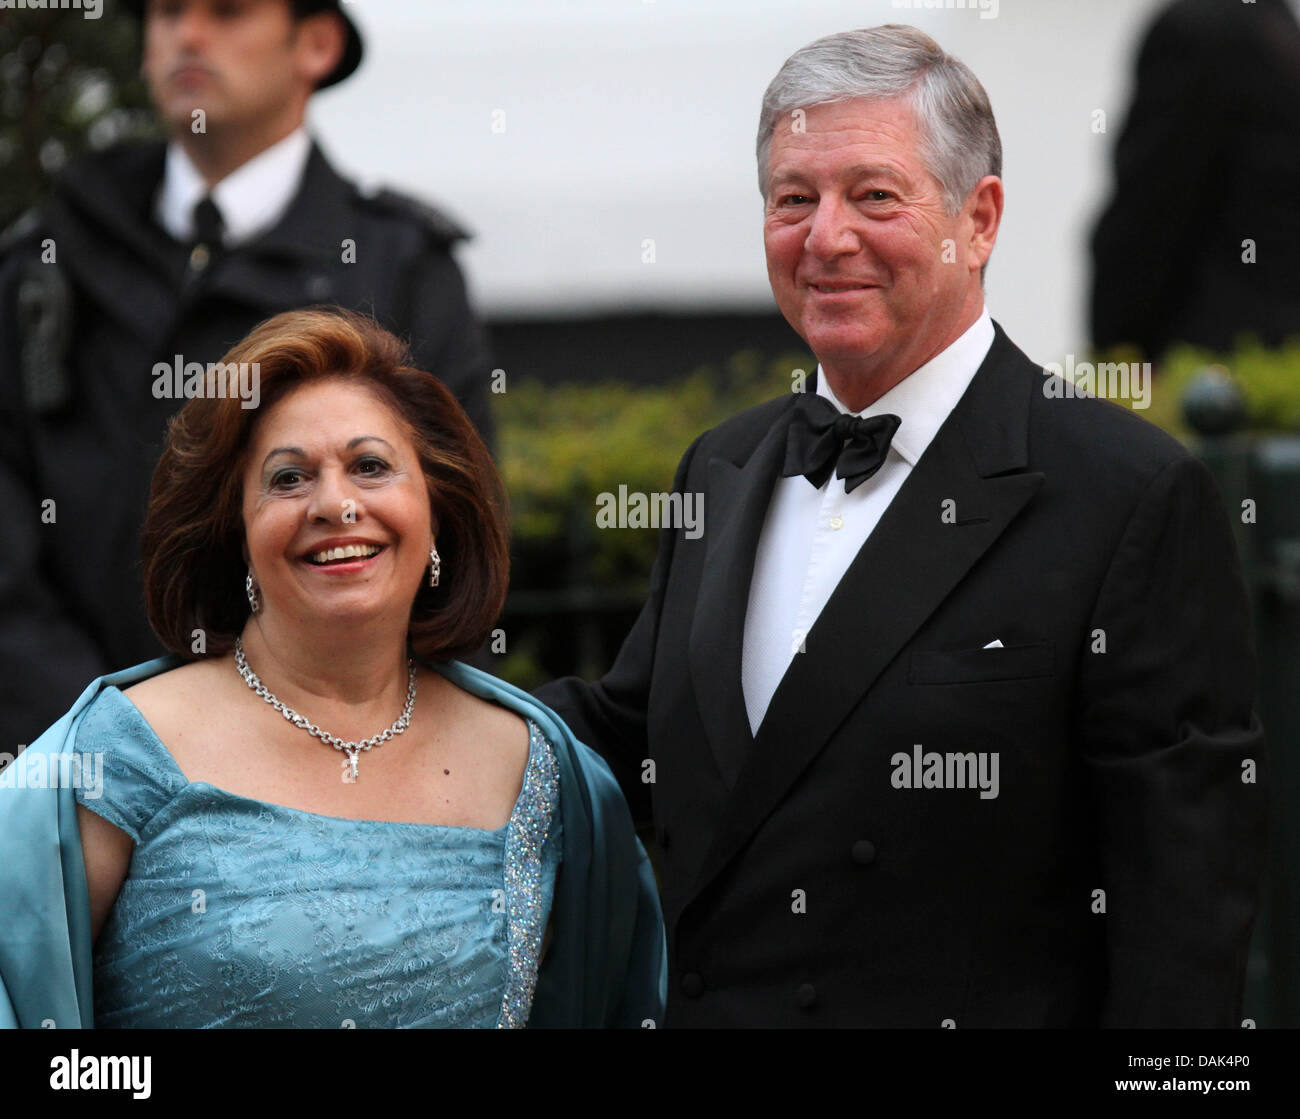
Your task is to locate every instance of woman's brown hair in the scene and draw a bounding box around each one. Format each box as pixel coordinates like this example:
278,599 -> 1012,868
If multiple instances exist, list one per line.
141,308 -> 507,662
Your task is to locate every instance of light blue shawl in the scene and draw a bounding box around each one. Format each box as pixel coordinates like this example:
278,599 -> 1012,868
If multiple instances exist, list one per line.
0,656 -> 666,1029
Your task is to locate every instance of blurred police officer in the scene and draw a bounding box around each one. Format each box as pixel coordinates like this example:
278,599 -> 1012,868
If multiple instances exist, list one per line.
0,0 -> 494,746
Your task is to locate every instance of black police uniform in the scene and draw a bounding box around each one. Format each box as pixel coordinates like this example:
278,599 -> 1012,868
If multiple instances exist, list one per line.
0,139 -> 495,746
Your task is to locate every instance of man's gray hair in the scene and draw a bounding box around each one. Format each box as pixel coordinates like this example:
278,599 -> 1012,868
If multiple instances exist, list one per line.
756,25 -> 1001,215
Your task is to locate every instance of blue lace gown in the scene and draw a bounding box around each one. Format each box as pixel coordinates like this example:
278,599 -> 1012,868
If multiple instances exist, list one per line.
72,686 -> 562,1028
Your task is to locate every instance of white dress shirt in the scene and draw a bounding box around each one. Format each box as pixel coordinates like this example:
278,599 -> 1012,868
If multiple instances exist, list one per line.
741,309 -> 996,735
154,127 -> 312,247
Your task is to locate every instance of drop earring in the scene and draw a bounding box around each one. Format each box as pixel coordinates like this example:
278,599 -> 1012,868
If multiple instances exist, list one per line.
429,546 -> 441,587
246,569 -> 261,613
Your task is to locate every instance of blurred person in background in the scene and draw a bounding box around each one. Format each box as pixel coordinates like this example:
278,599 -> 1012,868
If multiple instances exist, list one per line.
0,0 -> 493,748
1090,0 -> 1300,360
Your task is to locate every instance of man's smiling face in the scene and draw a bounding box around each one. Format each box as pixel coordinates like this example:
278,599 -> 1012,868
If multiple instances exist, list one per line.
763,96 -> 996,397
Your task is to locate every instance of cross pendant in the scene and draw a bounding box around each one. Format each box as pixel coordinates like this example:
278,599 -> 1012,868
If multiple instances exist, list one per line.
342,751 -> 359,783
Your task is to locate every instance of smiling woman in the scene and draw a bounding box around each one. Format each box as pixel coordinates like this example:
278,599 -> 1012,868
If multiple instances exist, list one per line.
142,308 -> 502,663
0,308 -> 666,1030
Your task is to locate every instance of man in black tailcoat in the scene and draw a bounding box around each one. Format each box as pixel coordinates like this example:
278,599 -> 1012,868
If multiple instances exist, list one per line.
538,25 -> 1267,1027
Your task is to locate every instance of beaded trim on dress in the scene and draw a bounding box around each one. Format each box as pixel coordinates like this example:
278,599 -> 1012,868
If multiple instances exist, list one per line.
497,719 -> 561,1028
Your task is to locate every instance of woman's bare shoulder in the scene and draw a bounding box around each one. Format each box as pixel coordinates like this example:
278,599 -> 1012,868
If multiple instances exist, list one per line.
426,668 -> 531,768
121,658 -> 233,725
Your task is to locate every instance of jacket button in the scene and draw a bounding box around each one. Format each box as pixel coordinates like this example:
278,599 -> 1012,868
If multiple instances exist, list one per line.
680,972 -> 705,998
796,983 -> 817,1008
851,839 -> 876,865
188,244 -> 211,271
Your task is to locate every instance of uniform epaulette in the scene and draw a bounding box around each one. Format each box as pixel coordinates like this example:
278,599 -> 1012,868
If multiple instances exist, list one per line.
0,208 -> 45,257
354,185 -> 472,245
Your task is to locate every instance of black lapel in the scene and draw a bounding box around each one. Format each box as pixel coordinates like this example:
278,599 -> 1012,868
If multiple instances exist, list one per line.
686,397 -> 798,787
683,322 -> 1047,906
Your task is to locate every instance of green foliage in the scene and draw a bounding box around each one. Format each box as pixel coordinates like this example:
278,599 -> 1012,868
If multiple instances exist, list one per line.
1,4 -> 156,228
1158,338 -> 1300,438
1079,338 -> 1300,440
492,629 -> 549,693
497,349 -> 813,586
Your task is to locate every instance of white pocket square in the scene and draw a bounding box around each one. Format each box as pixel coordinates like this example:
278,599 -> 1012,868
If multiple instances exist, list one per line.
982,639 -> 1004,649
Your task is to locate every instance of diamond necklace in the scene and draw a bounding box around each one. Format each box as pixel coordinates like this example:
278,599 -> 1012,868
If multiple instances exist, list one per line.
233,635 -> 417,783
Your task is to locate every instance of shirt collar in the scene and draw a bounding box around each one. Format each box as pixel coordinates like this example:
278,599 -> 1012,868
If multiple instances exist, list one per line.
816,308 -> 995,467
155,127 -> 312,246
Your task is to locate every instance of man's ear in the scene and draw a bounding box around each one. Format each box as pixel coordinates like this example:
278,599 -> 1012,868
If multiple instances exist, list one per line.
965,175 -> 1003,276
293,11 -> 347,89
